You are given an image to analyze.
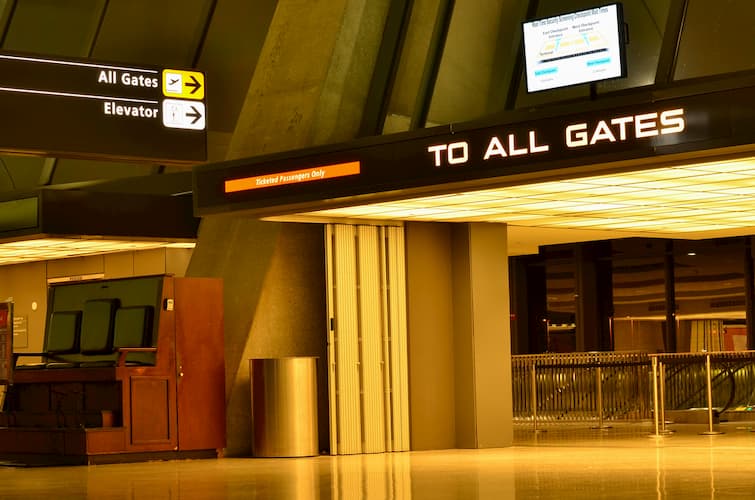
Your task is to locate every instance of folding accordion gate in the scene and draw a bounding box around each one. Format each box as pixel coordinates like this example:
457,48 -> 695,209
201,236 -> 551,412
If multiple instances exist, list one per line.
325,224 -> 410,455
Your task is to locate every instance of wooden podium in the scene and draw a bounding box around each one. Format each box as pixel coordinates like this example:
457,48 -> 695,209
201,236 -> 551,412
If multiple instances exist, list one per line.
0,276 -> 225,465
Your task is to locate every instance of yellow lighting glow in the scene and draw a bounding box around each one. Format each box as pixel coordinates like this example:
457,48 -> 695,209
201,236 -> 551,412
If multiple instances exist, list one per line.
0,238 -> 196,266
299,157 -> 755,235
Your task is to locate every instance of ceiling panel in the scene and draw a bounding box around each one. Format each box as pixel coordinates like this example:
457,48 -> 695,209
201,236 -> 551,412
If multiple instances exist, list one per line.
91,0 -> 212,67
2,0 -> 105,56
288,156 -> 755,250
196,0 -> 278,134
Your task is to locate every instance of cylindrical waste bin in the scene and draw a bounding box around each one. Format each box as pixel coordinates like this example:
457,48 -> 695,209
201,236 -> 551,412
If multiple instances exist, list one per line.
250,357 -> 318,457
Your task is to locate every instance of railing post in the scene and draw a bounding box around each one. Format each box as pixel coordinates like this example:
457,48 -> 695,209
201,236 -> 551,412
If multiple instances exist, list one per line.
531,363 -> 545,433
700,353 -> 724,435
591,365 -> 611,430
659,360 -> 674,435
649,356 -> 663,438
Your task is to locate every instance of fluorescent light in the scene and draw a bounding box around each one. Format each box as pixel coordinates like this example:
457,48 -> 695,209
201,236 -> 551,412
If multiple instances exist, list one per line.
293,156 -> 755,235
0,237 -> 195,266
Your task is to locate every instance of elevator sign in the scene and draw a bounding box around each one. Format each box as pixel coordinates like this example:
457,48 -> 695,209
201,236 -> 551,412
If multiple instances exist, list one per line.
0,51 -> 206,163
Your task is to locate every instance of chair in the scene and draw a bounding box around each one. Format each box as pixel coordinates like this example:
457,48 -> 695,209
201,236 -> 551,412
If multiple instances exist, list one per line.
15,310 -> 81,370
113,306 -> 155,366
75,299 -> 119,368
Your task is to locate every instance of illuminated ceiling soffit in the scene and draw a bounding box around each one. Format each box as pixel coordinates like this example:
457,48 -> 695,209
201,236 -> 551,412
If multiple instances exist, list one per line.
0,237 -> 195,266
284,156 -> 755,239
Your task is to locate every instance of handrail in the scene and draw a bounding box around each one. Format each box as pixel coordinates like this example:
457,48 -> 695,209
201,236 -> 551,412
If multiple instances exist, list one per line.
513,350 -> 755,428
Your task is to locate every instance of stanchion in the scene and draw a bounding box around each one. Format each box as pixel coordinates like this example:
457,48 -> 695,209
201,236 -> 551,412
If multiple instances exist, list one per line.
700,353 -> 723,435
659,361 -> 674,435
649,356 -> 664,438
531,364 -> 546,433
591,365 -> 611,430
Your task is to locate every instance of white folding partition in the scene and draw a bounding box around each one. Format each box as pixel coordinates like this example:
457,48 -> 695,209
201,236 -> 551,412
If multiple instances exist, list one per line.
326,224 -> 410,455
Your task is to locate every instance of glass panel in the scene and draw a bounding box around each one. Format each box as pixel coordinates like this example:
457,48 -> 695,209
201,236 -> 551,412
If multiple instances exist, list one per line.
545,247 -> 576,352
612,239 -> 667,352
424,0 -> 528,126
674,239 -> 746,352
2,0 -> 106,56
92,0 -> 213,67
675,0 -> 755,80
382,0 -> 446,134
597,0 -> 670,92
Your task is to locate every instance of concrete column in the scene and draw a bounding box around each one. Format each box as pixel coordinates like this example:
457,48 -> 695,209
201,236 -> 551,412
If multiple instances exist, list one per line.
188,0 -> 391,456
452,223 -> 512,448
406,222 -> 513,450
227,0 -> 391,158
406,223 -> 456,450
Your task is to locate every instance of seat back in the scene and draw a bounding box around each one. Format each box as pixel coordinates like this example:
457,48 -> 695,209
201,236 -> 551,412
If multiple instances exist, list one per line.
79,299 -> 119,354
45,311 -> 82,354
113,306 -> 155,365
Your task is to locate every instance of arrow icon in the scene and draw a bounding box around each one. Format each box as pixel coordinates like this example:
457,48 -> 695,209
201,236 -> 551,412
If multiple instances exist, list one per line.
185,75 -> 201,94
186,105 -> 202,124
162,99 -> 205,130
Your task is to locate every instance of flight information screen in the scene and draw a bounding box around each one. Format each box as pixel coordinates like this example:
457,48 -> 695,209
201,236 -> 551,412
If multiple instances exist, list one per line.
523,4 -> 626,93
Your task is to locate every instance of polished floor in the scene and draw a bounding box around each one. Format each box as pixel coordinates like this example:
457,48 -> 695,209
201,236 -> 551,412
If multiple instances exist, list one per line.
3,422 -> 755,499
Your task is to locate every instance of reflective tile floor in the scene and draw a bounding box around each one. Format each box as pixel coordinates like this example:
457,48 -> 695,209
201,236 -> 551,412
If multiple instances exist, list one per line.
3,422 -> 755,499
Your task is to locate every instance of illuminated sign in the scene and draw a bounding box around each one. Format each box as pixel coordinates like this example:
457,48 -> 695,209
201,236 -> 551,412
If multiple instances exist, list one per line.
162,69 -> 205,100
523,4 -> 627,92
225,161 -> 361,193
0,51 -> 206,163
194,85 -> 755,216
428,108 -> 686,167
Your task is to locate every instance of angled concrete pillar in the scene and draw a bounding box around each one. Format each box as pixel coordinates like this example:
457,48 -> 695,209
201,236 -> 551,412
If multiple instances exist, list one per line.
188,0 -> 391,456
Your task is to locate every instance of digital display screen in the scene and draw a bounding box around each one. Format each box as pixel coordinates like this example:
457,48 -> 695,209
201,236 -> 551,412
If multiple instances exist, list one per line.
523,4 -> 626,92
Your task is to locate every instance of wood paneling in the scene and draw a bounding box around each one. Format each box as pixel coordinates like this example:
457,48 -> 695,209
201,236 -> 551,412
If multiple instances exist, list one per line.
0,276 -> 225,463
175,277 -> 225,451
130,376 -> 170,444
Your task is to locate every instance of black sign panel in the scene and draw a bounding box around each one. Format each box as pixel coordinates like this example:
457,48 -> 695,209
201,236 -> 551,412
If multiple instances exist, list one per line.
194,85 -> 755,216
0,51 -> 206,163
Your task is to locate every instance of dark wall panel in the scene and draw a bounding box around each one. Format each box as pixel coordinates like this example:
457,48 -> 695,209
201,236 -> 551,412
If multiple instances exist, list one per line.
91,0 -> 212,67
2,0 -> 105,56
197,0 -> 278,133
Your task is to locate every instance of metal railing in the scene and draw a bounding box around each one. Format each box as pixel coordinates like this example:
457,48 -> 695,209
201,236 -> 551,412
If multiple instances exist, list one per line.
649,351 -> 755,435
512,350 -> 755,430
512,352 -> 652,426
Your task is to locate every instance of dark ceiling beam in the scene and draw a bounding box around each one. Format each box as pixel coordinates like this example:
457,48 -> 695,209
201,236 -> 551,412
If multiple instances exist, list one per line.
358,0 -> 414,137
87,0 -> 110,58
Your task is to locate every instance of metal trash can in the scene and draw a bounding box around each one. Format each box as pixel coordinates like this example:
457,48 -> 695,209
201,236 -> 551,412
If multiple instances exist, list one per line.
250,357 -> 318,457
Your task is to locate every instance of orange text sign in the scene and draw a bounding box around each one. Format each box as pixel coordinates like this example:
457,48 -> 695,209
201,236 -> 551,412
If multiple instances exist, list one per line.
224,161 -> 361,193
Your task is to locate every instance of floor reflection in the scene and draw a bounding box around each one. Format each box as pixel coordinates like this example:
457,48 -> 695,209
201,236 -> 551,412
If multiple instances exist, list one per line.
2,422 -> 755,499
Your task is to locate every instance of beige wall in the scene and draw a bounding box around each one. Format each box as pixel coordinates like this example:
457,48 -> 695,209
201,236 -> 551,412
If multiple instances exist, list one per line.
0,247 -> 192,355
614,320 -> 665,352
406,222 -> 456,450
185,218 -> 328,456
406,222 -> 513,450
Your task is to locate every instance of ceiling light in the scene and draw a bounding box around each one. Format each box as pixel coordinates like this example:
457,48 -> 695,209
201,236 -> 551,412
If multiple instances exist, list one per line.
289,156 -> 755,236
0,237 -> 196,266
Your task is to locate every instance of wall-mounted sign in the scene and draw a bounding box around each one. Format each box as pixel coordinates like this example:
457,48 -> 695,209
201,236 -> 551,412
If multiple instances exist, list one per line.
224,161 -> 361,193
0,301 -> 13,385
0,51 -> 206,163
523,4 -> 627,92
194,85 -> 755,217
12,315 -> 28,349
